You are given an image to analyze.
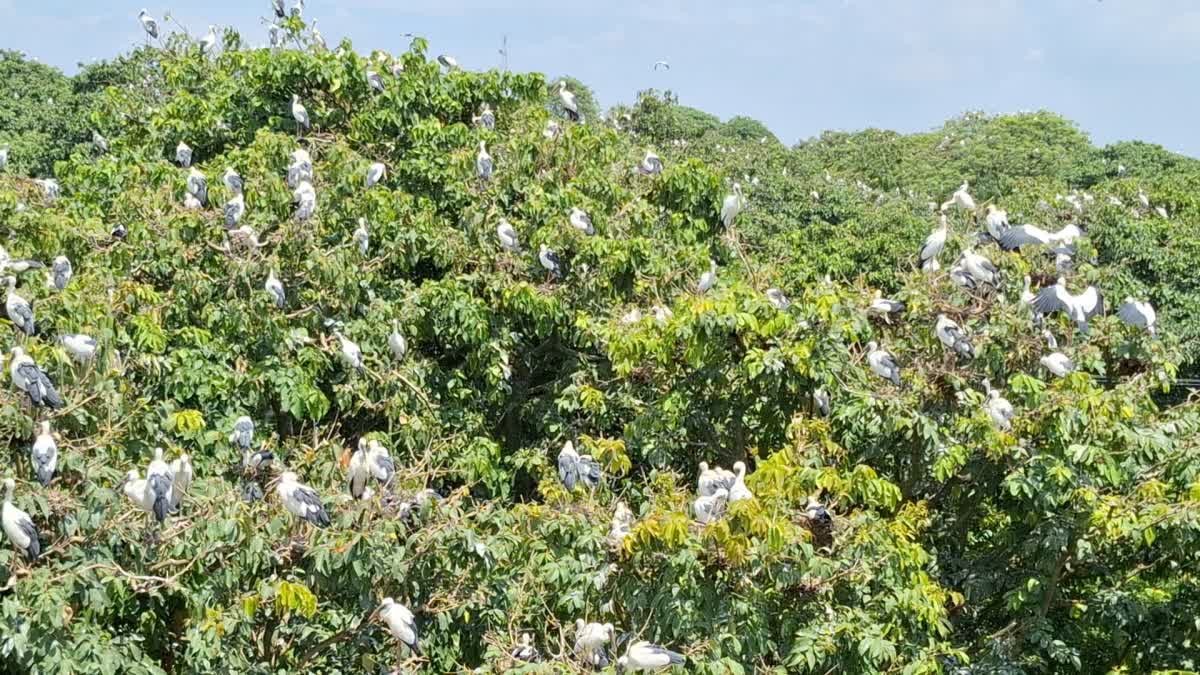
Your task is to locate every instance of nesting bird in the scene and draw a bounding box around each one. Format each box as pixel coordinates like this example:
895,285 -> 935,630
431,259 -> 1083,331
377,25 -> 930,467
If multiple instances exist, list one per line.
934,314 -> 975,359
277,471 -> 331,528
557,440 -> 601,491
476,141 -> 493,181
866,341 -> 901,386
31,422 -> 57,487
918,214 -> 948,272
2,479 -> 41,561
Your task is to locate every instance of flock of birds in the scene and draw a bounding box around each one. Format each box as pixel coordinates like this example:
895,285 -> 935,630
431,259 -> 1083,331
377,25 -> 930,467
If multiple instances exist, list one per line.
0,5 -> 1168,672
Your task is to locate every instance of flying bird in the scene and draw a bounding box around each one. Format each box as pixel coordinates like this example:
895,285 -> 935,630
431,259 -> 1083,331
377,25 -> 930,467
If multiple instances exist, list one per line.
1030,277 -> 1104,333
653,60 -> 671,70
997,223 -> 1082,251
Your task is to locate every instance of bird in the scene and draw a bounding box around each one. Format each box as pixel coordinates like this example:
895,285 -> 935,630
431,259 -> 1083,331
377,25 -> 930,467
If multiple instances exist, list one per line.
169,453 -> 193,510
264,270 -> 286,309
919,214 -> 948,272
813,389 -> 831,417
366,162 -> 386,188
291,95 -> 310,131
185,193 -> 205,211
1155,206 -> 1168,219
653,60 -> 671,70
138,9 -> 159,39
575,620 -> 615,665
1138,190 -> 1150,209
348,438 -> 372,500
335,331 -> 364,373
9,347 -> 63,409
5,276 -> 35,335
949,263 -> 975,291
697,462 -> 735,497
175,141 -> 192,166
42,255 -> 70,293
277,471 -> 331,528
353,219 -> 370,256
998,223 -> 1082,251
867,291 -> 905,322
557,81 -> 579,121
309,19 -> 326,50
223,167 -> 244,195
982,379 -> 1015,431
942,181 -> 976,211
934,314 -> 974,358
617,641 -> 686,672
93,130 -> 109,153
496,219 -> 520,252
200,25 -> 218,54
637,150 -> 663,176
984,205 -> 1010,241
187,168 -> 208,206
866,341 -> 901,386
224,193 -> 245,228
388,320 -> 407,361
379,598 -> 420,655
293,181 -> 317,221
608,501 -> 634,546
539,244 -> 564,280
366,69 -> 384,93
1117,297 -> 1157,337
474,103 -> 495,130
0,248 -> 44,275
34,179 -> 60,202
620,308 -> 643,325
693,487 -> 728,524
569,207 -> 594,235
227,226 -> 263,252
273,0 -> 286,18
230,416 -> 255,450
121,469 -> 156,516
697,259 -> 717,294
287,149 -> 313,188
367,439 -> 395,489
2,479 -> 40,561
804,497 -> 834,549
512,633 -> 539,662
0,146 -> 7,171
651,305 -> 673,325
437,54 -> 459,71
59,333 -> 98,363
476,141 -> 493,181
146,447 -> 174,523
30,421 -> 57,487
765,288 -> 789,310
1041,351 -> 1075,378
728,461 -> 753,502
959,249 -> 999,287
557,440 -> 601,491
721,183 -> 744,227
1030,277 -> 1104,333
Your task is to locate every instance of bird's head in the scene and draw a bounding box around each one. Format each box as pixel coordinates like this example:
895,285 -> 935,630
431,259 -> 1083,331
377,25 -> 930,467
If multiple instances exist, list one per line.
153,447 -> 164,461
866,341 -> 878,352
39,421 -> 50,435
615,656 -> 628,674
3,478 -> 14,493
5,275 -> 15,288
733,461 -> 746,475
698,461 -> 708,472
280,470 -> 298,483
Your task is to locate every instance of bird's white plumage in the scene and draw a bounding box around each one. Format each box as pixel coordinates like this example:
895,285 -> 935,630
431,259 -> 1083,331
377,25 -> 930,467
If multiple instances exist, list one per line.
496,219 -> 520,252
380,598 -> 419,650
31,421 -> 57,487
720,183 -> 744,227
867,341 -> 902,386
728,461 -> 753,502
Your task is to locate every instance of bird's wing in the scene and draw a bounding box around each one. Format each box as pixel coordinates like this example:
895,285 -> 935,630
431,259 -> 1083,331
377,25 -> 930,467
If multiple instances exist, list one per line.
1117,301 -> 1143,325
919,230 -> 945,261
998,224 -> 1051,250
557,452 -> 577,489
1031,286 -> 1067,315
1079,287 -> 1104,318
15,362 -> 41,387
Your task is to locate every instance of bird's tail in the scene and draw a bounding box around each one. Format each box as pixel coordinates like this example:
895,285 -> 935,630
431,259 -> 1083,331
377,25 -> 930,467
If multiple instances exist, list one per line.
890,372 -> 901,387
308,508 -> 331,528
36,467 -> 52,487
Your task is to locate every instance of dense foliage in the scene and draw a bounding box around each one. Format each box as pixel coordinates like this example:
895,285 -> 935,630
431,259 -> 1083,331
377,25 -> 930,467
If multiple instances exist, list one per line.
1,21 -> 1198,675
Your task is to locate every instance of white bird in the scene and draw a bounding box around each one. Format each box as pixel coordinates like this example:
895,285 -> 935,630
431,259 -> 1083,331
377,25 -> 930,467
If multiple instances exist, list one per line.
59,333 -> 98,363
620,308 -> 643,325
998,223 -> 1082,251
473,103 -> 495,130
637,150 -> 663,176
388,320 -> 407,361
728,461 -> 753,502
121,469 -> 155,515
1138,190 -> 1150,209
1030,277 -> 1104,333
919,214 -> 948,272
574,620 -> 614,664
608,501 -> 634,546
184,192 -> 203,209
366,69 -> 384,93
959,249 -> 999,287
651,305 -> 673,325
272,0 -> 286,18
187,168 -> 208,206
942,182 -> 976,211
476,141 -> 493,181
31,421 -> 57,487
223,167 -> 244,195
496,219 -> 520,252
230,416 -> 255,450
265,270 -> 285,309
169,453 -> 193,510
982,379 -> 1014,431
949,263 -> 975,290
437,54 -> 459,71
175,141 -> 192,166
348,438 -> 372,500
138,9 -> 159,39
366,162 -> 386,188
310,19 -> 325,50
984,205 -> 1009,241
1041,351 -> 1075,378
765,288 -> 789,310
569,207 -> 594,235
0,146 -> 7,171
291,95 -> 310,131
287,149 -> 313,188
866,341 -> 901,386
224,193 -> 245,228
512,633 -> 539,662
935,314 -> 974,359
1117,297 -> 1157,337
697,461 -> 735,497
293,180 -> 317,220
693,487 -> 728,524
813,389 -> 831,417
721,183 -> 744,227
367,439 -> 395,488
379,598 -> 420,654
539,244 -> 564,280
10,347 -> 63,409
145,447 -> 174,522
697,259 -> 717,294
653,60 -> 671,70
200,25 -> 218,54
333,332 -> 364,373
34,178 -> 60,202
557,440 -> 601,491
92,130 -> 109,153
2,479 -> 40,561
617,641 -> 686,672
867,291 -> 904,322
1155,206 -> 1168,219
0,249 -> 43,276
277,471 -> 331,527
353,218 -> 370,255
5,276 -> 34,336
557,80 -> 580,122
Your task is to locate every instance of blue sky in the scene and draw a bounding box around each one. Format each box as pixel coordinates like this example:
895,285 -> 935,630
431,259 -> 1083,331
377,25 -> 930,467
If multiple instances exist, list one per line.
2,0 -> 1198,157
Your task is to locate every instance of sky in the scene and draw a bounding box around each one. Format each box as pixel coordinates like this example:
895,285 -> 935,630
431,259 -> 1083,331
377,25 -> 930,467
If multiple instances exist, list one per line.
1,0 -> 1198,157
